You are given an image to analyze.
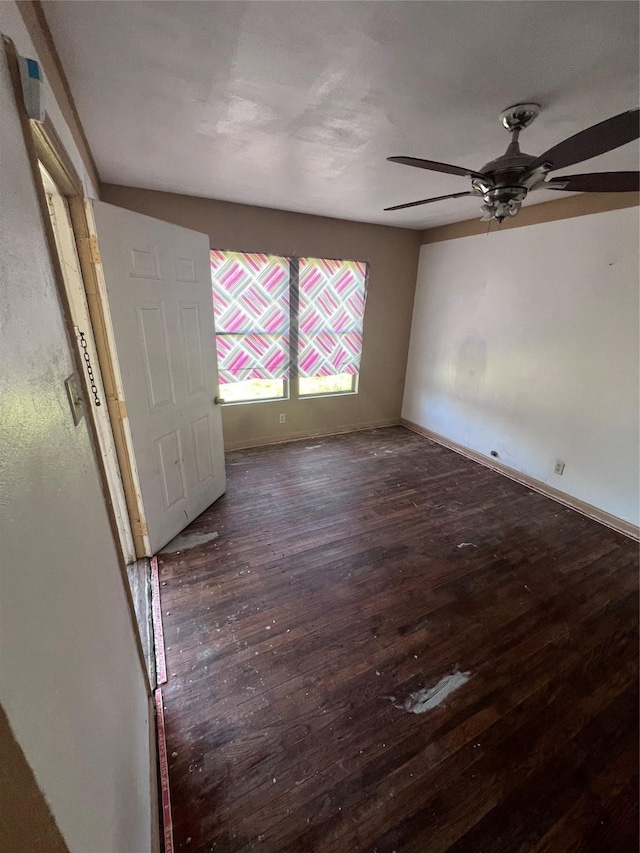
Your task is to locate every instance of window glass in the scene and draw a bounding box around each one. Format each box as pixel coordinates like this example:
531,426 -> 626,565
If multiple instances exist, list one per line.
221,378 -> 286,404
298,374 -> 356,397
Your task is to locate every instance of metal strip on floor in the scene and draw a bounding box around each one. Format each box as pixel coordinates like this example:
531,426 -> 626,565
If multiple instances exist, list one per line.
155,687 -> 174,853
151,556 -> 167,684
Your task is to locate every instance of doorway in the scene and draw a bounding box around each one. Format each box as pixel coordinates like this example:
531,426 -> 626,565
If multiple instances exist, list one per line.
40,162 -> 135,561
26,114 -> 226,689
33,142 -> 227,689
37,158 -> 156,685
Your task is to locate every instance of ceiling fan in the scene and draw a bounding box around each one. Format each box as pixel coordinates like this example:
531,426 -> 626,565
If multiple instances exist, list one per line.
385,104 -> 639,222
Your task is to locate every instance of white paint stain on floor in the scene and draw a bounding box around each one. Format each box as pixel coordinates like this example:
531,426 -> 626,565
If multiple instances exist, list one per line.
390,669 -> 471,714
159,530 -> 219,554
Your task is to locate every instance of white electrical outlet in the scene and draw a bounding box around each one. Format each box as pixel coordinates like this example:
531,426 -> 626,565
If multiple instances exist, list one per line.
554,459 -> 565,476
279,413 -> 286,424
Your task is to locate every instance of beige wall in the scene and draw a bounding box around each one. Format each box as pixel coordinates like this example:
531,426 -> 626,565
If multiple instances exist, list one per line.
101,184 -> 422,449
1,4 -> 153,851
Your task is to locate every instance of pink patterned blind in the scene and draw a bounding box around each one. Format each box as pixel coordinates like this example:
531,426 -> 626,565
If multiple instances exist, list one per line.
297,258 -> 368,378
211,250 -> 290,384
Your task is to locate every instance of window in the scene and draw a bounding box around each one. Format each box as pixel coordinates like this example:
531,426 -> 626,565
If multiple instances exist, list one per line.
297,258 -> 367,397
211,251 -> 368,404
211,250 -> 290,403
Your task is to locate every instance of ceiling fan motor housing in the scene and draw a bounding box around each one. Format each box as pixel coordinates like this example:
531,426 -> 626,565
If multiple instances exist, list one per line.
474,133 -> 550,222
473,105 -> 546,221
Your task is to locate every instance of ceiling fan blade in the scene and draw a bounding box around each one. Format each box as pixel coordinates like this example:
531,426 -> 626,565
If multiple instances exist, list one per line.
542,172 -> 640,193
533,109 -> 640,171
384,191 -> 475,211
387,156 -> 487,181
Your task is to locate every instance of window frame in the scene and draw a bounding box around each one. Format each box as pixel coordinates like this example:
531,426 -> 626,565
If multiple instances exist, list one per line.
211,251 -> 368,405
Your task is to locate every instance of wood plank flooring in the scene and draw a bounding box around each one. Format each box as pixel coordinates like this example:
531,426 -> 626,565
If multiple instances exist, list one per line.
158,426 -> 639,853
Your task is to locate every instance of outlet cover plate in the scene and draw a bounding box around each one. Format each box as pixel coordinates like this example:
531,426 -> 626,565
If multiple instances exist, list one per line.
554,459 -> 565,476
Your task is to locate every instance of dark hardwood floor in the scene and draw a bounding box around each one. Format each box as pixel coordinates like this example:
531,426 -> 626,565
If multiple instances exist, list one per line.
158,426 -> 639,853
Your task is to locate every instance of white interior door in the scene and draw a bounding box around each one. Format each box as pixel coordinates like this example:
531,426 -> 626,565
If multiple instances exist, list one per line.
91,200 -> 226,554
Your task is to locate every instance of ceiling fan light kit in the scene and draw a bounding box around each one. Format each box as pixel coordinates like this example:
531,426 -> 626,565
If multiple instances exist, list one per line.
385,104 -> 640,222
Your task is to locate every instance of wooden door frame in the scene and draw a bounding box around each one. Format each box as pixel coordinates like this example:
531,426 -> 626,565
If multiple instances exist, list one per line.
4,35 -> 152,689
39,161 -> 137,565
34,122 -> 151,558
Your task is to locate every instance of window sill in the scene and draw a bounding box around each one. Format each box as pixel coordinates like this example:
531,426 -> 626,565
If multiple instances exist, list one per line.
222,391 -> 359,406
222,396 -> 289,407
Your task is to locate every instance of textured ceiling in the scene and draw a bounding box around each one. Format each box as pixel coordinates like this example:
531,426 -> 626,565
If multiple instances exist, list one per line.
45,1 -> 639,230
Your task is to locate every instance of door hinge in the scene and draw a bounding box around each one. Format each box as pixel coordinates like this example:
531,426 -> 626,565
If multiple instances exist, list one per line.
81,235 -> 101,265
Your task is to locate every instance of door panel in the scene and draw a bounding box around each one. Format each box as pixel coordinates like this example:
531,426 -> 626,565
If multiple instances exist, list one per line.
138,304 -> 175,408
157,430 -> 186,508
130,247 -> 160,278
180,304 -> 206,395
92,201 -> 226,553
192,416 -> 214,483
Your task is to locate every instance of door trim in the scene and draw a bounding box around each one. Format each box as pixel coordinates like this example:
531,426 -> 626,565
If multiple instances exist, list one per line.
31,115 -> 150,558
40,162 -> 137,563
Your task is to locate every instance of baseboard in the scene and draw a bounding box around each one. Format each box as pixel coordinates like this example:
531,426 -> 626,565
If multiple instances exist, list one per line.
400,418 -> 639,542
224,419 -> 400,452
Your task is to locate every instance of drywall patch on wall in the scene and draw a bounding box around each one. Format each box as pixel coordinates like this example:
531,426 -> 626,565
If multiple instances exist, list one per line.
390,670 -> 471,714
402,206 -> 640,526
